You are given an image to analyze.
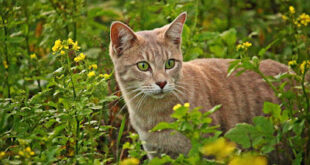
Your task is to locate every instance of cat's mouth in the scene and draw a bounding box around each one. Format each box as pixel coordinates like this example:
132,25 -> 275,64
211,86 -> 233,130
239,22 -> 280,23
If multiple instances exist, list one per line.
149,90 -> 169,99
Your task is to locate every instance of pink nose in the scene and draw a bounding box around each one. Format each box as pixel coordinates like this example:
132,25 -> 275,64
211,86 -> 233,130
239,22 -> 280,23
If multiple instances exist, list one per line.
156,81 -> 167,89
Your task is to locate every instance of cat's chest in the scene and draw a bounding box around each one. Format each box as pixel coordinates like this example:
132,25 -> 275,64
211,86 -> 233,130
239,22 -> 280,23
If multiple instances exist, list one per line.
128,104 -> 174,132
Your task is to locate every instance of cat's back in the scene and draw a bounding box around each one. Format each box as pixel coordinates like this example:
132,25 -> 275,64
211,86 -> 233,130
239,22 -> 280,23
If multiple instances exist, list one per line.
182,58 -> 288,131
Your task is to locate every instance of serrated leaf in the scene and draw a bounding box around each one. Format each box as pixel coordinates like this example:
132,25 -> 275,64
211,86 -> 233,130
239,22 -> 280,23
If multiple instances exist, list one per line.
263,102 -> 281,119
225,123 -> 256,148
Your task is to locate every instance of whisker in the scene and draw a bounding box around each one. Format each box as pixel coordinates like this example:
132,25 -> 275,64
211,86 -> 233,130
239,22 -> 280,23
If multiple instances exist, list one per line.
172,91 -> 184,104
137,94 -> 147,111
174,87 -> 186,97
114,90 -> 144,117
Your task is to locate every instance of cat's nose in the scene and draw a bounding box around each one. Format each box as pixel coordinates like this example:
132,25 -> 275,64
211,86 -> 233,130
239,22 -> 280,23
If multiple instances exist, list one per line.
156,81 -> 167,89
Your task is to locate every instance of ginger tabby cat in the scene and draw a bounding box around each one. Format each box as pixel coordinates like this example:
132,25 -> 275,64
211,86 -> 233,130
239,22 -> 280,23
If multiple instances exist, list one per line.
109,12 -> 288,159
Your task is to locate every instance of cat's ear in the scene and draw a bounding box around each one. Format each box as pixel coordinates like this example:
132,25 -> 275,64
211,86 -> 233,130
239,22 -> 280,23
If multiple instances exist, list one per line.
110,21 -> 137,56
165,12 -> 187,48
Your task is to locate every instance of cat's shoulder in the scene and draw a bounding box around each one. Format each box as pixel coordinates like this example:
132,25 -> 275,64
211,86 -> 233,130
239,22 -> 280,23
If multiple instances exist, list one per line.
183,58 -> 234,69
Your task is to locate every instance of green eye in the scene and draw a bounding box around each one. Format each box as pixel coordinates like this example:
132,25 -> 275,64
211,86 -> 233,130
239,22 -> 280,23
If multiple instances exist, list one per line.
165,59 -> 175,69
137,61 -> 150,71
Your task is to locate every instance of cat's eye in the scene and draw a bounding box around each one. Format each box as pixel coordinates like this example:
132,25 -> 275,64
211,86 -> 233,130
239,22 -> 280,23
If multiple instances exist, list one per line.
137,61 -> 150,71
165,59 -> 175,69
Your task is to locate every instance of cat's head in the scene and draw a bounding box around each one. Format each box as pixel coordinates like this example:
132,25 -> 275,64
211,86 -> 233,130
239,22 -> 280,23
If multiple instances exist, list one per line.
109,12 -> 187,99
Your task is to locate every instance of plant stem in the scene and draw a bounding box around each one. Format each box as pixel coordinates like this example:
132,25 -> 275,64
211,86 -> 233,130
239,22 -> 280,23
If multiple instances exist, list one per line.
66,54 -> 77,99
75,111 -> 80,156
2,15 -> 10,98
227,0 -> 233,29
73,0 -> 77,41
256,69 -> 278,94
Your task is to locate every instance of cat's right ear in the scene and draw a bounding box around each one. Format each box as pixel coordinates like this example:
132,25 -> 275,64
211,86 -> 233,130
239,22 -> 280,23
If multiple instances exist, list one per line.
110,21 -> 137,57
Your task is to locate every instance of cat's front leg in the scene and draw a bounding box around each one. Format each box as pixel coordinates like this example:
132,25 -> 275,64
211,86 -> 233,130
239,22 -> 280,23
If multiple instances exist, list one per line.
140,130 -> 191,159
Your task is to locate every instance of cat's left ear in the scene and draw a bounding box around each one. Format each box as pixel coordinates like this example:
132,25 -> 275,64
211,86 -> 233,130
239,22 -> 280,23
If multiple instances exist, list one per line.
165,12 -> 187,48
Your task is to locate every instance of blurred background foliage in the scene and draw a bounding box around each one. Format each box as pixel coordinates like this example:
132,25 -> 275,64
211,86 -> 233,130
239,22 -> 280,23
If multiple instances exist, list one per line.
1,0 -> 310,164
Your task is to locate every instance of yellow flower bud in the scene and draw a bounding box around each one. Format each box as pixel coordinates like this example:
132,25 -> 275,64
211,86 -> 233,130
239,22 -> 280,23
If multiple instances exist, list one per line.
89,64 -> 98,70
3,60 -> 8,69
30,53 -> 37,59
88,71 -> 95,78
173,104 -> 182,111
18,151 -> 24,156
25,147 -> 31,152
103,73 -> 111,80
289,6 -> 295,14
120,158 -> 140,165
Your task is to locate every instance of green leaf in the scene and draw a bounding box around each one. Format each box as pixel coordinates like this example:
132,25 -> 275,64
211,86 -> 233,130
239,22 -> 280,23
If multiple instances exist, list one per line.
225,123 -> 256,148
148,155 -> 173,165
152,122 -> 177,132
263,102 -> 281,119
253,116 -> 274,136
220,28 -> 237,47
205,104 -> 222,116
171,107 -> 188,119
194,31 -> 219,41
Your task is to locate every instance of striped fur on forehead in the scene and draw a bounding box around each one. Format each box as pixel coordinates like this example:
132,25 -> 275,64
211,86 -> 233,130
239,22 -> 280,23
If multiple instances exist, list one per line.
140,43 -> 172,65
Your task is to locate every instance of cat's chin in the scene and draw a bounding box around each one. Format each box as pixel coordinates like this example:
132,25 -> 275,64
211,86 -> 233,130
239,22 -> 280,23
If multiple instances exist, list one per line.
150,93 -> 167,99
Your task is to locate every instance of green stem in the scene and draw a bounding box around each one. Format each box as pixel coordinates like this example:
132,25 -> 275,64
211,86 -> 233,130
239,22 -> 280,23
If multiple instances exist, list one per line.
75,111 -> 80,156
227,0 -> 233,29
301,70 -> 310,114
73,0 -> 77,41
66,54 -> 76,99
2,15 -> 10,98
256,69 -> 278,94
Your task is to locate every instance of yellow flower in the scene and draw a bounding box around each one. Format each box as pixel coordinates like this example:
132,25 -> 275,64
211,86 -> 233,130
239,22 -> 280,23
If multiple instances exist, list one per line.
72,41 -> 81,51
236,41 -> 252,51
88,71 -> 95,78
229,153 -> 267,165
120,158 -> 140,165
68,38 -> 74,45
297,13 -> 310,26
3,60 -> 8,69
18,151 -> 24,156
201,137 -> 236,161
289,6 -> 295,14
300,60 -> 310,74
60,50 -> 65,55
74,57 -> 81,62
281,15 -> 288,21
173,104 -> 182,111
30,53 -> 37,59
288,60 -> 297,67
103,73 -> 111,80
64,45 -> 69,49
184,103 -> 190,108
79,53 -> 86,60
52,39 -> 62,52
243,41 -> 252,47
74,53 -> 86,63
89,64 -> 98,70
0,151 -> 5,158
236,44 -> 242,50
25,147 -> 31,153
30,151 -> 35,156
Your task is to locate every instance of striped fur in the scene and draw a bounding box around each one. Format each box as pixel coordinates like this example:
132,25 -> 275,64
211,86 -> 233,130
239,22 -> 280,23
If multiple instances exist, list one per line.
109,12 -> 288,159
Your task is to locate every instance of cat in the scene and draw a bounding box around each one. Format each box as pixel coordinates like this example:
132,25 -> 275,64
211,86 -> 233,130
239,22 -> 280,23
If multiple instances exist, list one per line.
109,12 -> 288,159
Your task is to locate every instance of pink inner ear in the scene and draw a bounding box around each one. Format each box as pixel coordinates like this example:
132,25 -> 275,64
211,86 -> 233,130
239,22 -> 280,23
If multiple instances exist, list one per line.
165,13 -> 187,47
110,22 -> 137,56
